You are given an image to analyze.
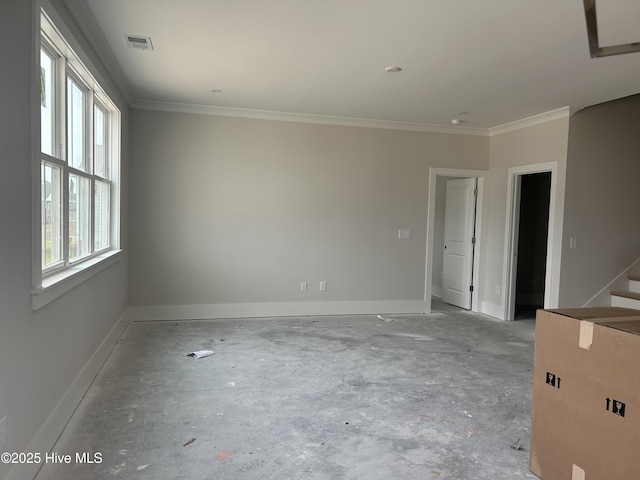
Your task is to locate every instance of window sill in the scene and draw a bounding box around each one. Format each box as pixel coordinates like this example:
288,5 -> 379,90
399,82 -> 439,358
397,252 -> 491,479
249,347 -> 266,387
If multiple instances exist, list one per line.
32,249 -> 122,310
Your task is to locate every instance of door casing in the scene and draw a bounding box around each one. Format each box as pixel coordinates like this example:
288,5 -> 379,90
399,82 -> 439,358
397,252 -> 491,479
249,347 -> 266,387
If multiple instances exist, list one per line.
425,167 -> 487,314
503,162 -> 559,321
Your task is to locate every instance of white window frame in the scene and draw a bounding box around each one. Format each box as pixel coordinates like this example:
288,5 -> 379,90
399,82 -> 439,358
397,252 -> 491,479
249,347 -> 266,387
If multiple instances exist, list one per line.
32,9 -> 121,310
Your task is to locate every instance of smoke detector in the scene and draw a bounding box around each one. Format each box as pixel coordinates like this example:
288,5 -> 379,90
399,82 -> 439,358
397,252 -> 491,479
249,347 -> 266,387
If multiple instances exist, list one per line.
124,34 -> 153,50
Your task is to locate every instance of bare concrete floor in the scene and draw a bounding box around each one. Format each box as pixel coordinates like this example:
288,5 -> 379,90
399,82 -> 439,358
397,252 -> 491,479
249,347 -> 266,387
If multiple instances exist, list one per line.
36,308 -> 537,480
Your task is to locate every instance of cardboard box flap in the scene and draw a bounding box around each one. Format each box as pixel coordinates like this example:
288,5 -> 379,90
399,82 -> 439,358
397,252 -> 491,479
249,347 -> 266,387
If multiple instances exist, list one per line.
596,318 -> 640,336
545,307 -> 640,320
578,316 -> 640,349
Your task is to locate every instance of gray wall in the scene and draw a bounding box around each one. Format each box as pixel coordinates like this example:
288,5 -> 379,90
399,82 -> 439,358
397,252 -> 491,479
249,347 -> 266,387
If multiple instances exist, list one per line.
129,110 -> 489,312
559,95 -> 640,307
0,2 -> 128,479
482,117 -> 570,316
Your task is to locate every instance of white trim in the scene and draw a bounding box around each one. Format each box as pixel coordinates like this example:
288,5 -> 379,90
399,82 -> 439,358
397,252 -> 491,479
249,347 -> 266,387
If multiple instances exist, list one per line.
489,106 -> 571,136
31,8 -> 43,308
425,168 -> 488,315
128,300 -> 429,321
132,100 -> 490,136
134,103 -> 574,137
34,9 -> 122,310
610,295 -> 640,309
502,162 -> 559,321
32,250 -> 122,310
5,310 -> 129,480
480,301 -> 504,320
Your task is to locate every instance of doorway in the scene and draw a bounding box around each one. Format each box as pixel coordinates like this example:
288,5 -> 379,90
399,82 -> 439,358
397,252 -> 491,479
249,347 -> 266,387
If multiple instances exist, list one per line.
503,162 -> 558,321
425,168 -> 487,315
513,172 -> 551,319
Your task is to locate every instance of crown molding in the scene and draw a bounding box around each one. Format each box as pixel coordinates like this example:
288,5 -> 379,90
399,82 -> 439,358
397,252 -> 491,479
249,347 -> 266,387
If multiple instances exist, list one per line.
133,100 -> 573,137
132,100 -> 490,136
489,106 -> 571,136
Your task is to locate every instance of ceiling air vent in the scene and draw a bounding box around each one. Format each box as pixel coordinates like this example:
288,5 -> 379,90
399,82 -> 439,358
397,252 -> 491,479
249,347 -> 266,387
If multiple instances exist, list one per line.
124,34 -> 153,50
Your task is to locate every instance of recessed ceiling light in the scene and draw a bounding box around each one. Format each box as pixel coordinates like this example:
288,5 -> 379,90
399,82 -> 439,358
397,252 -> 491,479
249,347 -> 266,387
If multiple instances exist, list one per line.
384,66 -> 402,73
451,119 -> 461,125
210,89 -> 223,93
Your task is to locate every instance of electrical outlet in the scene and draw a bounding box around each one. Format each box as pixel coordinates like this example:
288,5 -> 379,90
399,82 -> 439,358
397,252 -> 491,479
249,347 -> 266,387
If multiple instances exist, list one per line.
319,281 -> 327,292
300,282 -> 307,292
495,285 -> 501,295
0,416 -> 7,451
570,237 -> 578,249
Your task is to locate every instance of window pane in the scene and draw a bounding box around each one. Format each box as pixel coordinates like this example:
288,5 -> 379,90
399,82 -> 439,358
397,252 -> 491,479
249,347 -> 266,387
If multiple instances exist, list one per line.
94,180 -> 110,251
94,105 -> 107,178
42,162 -> 62,268
67,78 -> 85,170
69,174 -> 91,260
40,49 -> 55,156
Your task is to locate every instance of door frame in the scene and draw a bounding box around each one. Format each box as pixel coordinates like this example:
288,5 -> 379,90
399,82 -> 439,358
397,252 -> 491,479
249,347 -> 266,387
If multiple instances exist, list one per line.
502,162 -> 559,321
425,167 -> 488,314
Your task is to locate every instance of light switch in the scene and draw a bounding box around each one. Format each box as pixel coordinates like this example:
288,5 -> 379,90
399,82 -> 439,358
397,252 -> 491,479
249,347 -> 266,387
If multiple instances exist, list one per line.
398,229 -> 411,239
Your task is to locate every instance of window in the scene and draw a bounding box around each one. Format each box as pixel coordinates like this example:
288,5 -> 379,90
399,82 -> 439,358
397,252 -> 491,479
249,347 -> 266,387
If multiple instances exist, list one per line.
35,11 -> 120,306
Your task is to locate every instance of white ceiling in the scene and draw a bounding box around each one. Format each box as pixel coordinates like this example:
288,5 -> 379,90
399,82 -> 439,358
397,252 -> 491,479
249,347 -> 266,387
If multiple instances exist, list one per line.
62,0 -> 640,132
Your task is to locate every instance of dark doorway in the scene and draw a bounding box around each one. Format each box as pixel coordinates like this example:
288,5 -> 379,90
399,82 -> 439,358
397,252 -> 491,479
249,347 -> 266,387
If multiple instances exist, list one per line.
514,172 -> 551,320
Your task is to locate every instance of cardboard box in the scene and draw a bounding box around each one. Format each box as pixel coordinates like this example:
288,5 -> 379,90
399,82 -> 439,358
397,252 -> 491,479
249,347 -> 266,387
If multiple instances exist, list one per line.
530,307 -> 640,480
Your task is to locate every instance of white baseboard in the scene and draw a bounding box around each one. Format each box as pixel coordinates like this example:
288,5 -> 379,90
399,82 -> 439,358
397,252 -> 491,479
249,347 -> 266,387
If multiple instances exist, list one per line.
128,300 -> 430,321
8,310 -> 130,480
431,285 -> 443,299
480,301 -> 504,320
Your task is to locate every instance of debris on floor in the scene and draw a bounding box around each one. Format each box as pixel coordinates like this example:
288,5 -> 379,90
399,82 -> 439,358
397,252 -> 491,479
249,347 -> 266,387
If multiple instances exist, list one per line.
38,313 -> 537,480
377,315 -> 395,322
186,350 -> 215,359
510,438 -> 522,450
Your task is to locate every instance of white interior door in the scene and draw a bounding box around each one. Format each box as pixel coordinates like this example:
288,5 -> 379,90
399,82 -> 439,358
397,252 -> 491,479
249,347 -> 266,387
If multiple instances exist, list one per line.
442,178 -> 477,309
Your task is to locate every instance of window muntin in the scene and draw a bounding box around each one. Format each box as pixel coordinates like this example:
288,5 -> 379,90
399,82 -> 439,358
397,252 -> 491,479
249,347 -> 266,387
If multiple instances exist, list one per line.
68,173 -> 91,261
38,13 -> 120,280
94,104 -> 107,178
41,162 -> 62,270
94,180 -> 110,252
40,47 -> 56,157
66,75 -> 87,171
